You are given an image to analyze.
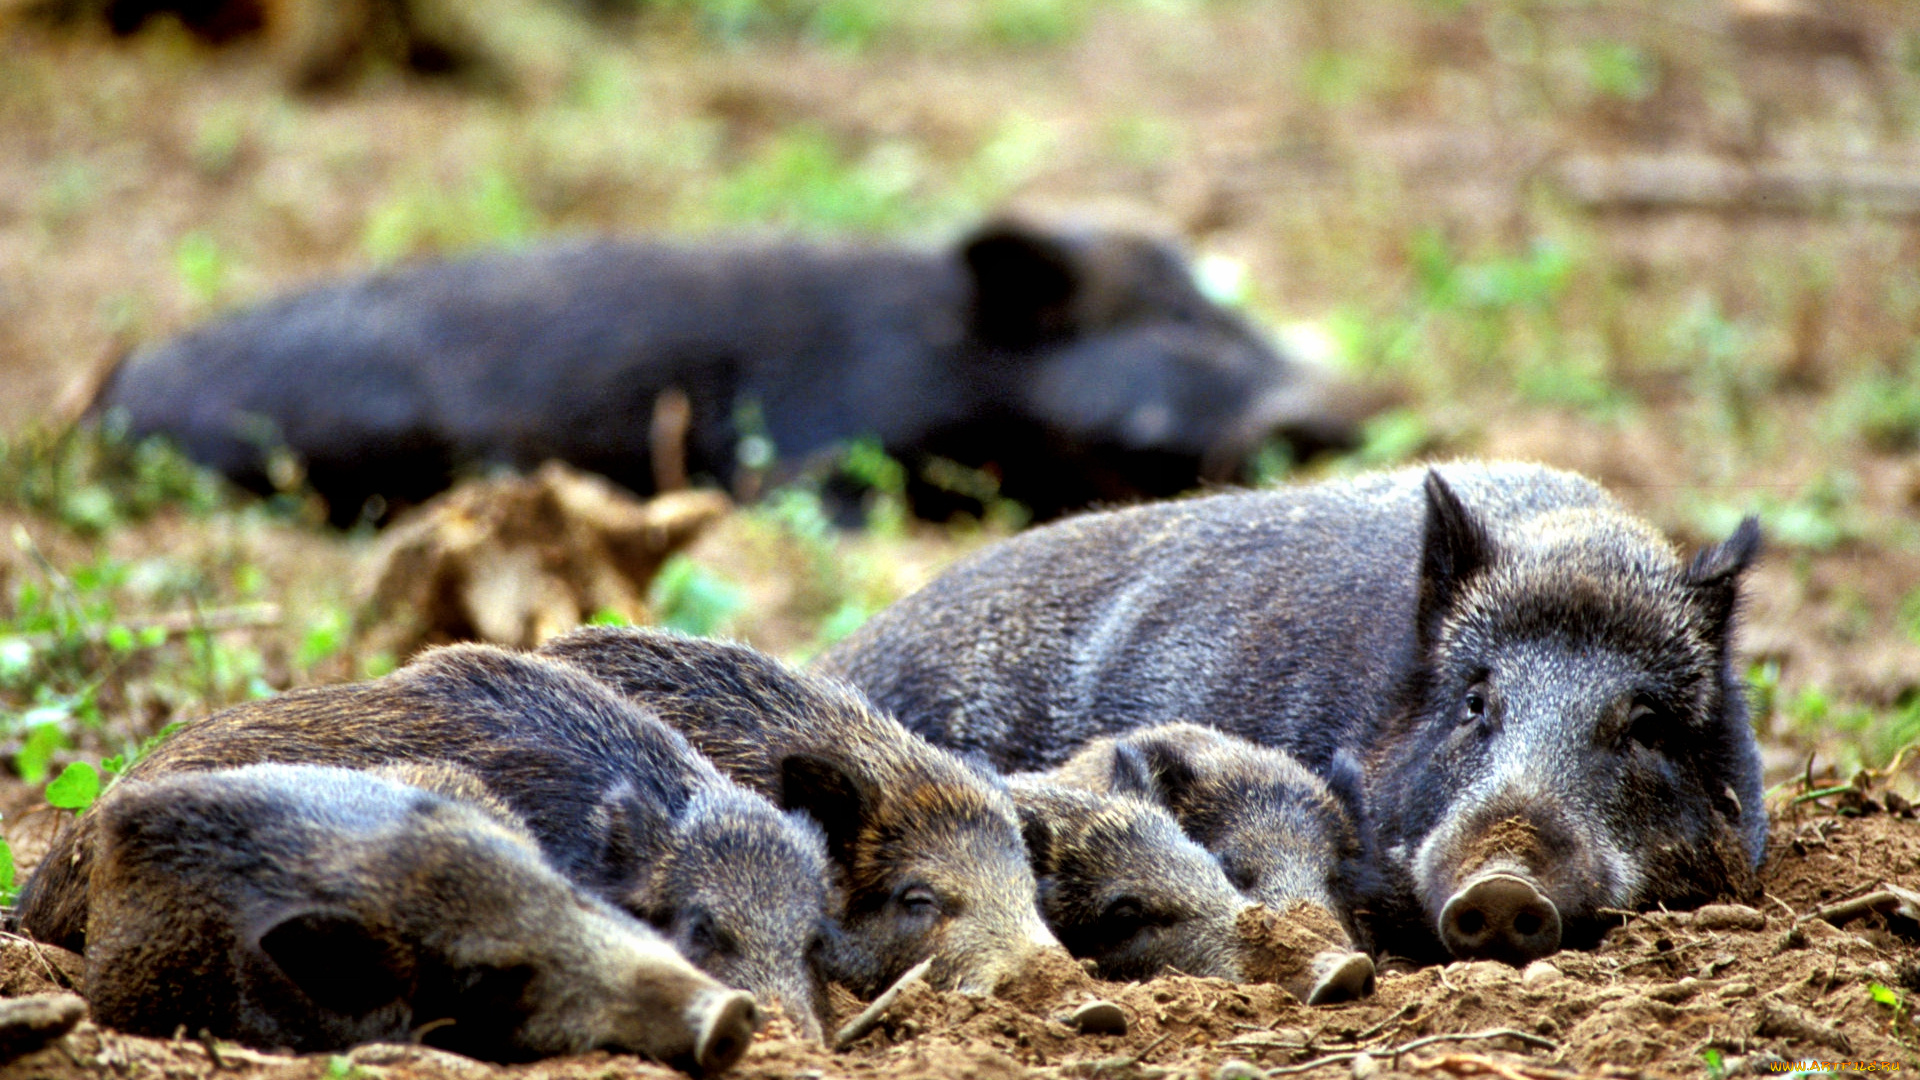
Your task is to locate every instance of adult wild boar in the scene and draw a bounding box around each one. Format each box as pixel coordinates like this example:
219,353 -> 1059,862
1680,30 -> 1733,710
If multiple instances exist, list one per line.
537,626 -> 1065,1000
90,221 -> 1365,525
820,461 -> 1767,965
17,646 -> 833,1038
83,763 -> 756,1073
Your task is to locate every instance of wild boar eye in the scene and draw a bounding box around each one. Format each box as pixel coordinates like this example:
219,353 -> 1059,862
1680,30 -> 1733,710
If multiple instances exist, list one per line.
685,909 -> 728,958
1460,684 -> 1491,731
1625,699 -> 1665,753
1221,859 -> 1258,894
1100,897 -> 1149,937
898,884 -> 940,915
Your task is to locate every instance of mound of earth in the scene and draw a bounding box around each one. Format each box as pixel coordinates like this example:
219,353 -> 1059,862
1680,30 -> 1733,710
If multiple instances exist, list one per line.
3,809 -> 1914,1080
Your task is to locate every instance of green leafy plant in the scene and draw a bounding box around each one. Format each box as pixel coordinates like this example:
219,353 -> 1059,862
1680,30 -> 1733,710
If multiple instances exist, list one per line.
173,231 -> 231,310
1583,41 -> 1655,102
0,833 -> 15,906
1869,981 -> 1914,1050
0,421 -> 227,535
709,127 -> 926,234
652,0 -> 893,48
362,167 -> 539,264
977,0 -> 1088,47
837,438 -> 909,539
1825,347 -> 1920,452
44,760 -> 101,810
648,556 -> 747,638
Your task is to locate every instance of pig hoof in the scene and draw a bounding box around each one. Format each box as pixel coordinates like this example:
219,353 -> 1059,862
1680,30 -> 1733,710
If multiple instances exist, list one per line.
0,993 -> 87,1066
692,990 -> 757,1076
1440,873 -> 1562,965
1069,1000 -> 1128,1036
1305,950 -> 1376,1005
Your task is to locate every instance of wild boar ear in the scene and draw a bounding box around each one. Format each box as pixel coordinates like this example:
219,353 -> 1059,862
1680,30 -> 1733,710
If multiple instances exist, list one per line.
598,793 -> 672,892
1683,515 -> 1761,642
1136,741 -> 1202,820
1416,471 -> 1495,647
1106,743 -> 1156,796
961,222 -> 1080,348
1017,809 -> 1056,876
258,908 -> 413,1017
779,753 -> 871,871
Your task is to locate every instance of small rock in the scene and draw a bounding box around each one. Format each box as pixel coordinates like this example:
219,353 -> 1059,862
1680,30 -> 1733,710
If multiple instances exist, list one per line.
1269,1027 -> 1311,1046
1071,1000 -> 1129,1037
1691,904 -> 1766,931
1755,999 -> 1853,1055
1520,960 -> 1563,988
1646,977 -> 1705,1003
345,1044 -> 492,1079
1718,981 -> 1758,998
0,994 -> 87,1066
1350,1051 -> 1381,1079
1216,1059 -> 1264,1080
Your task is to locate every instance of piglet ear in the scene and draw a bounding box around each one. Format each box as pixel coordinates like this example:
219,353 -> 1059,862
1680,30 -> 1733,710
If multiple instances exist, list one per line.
1134,740 -> 1203,822
1416,471 -> 1496,649
1106,743 -> 1156,796
1017,810 -> 1055,876
1683,516 -> 1761,643
598,792 -> 672,903
961,222 -> 1081,348
258,909 -> 413,1017
779,754 -> 871,872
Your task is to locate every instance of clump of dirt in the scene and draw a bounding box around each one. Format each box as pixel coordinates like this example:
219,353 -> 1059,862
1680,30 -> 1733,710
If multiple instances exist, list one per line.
6,810 -> 1915,1079
990,944 -> 1098,1014
1238,901 -> 1361,1002
1455,816 -> 1543,877
0,938 -> 83,998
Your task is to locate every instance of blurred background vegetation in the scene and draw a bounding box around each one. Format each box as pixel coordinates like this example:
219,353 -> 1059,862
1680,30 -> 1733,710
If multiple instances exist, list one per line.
1,0 -> 1918,864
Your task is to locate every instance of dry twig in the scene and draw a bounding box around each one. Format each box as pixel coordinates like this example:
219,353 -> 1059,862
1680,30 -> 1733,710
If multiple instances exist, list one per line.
1405,1051 -> 1589,1080
833,958 -> 932,1050
1263,1028 -> 1560,1076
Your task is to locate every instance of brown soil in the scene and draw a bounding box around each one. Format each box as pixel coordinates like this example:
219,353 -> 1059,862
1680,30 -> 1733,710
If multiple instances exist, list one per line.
1238,902 -> 1359,999
5,810 -> 1914,1080
3,1 -> 1920,1078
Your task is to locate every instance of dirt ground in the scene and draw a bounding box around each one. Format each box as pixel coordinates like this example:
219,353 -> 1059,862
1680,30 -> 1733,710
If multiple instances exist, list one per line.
2,805 -> 1915,1079
4,0 -> 1920,1077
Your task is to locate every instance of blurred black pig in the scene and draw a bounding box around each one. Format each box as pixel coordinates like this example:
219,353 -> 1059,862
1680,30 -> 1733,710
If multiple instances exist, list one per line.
90,221 -> 1368,525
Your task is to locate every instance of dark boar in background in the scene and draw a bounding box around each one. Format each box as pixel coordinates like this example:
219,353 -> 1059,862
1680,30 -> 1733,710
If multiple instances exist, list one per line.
84,763 -> 756,1073
819,461 -> 1767,966
536,625 -> 1065,999
90,220 -> 1368,525
17,645 -> 833,1039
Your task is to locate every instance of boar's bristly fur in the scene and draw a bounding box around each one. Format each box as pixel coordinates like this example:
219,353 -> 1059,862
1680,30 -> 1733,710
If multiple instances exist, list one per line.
1004,776 -> 1254,982
84,763 -> 757,1073
1045,723 -> 1371,937
819,461 -> 1766,965
17,646 -> 831,1039
537,626 -> 1064,1000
